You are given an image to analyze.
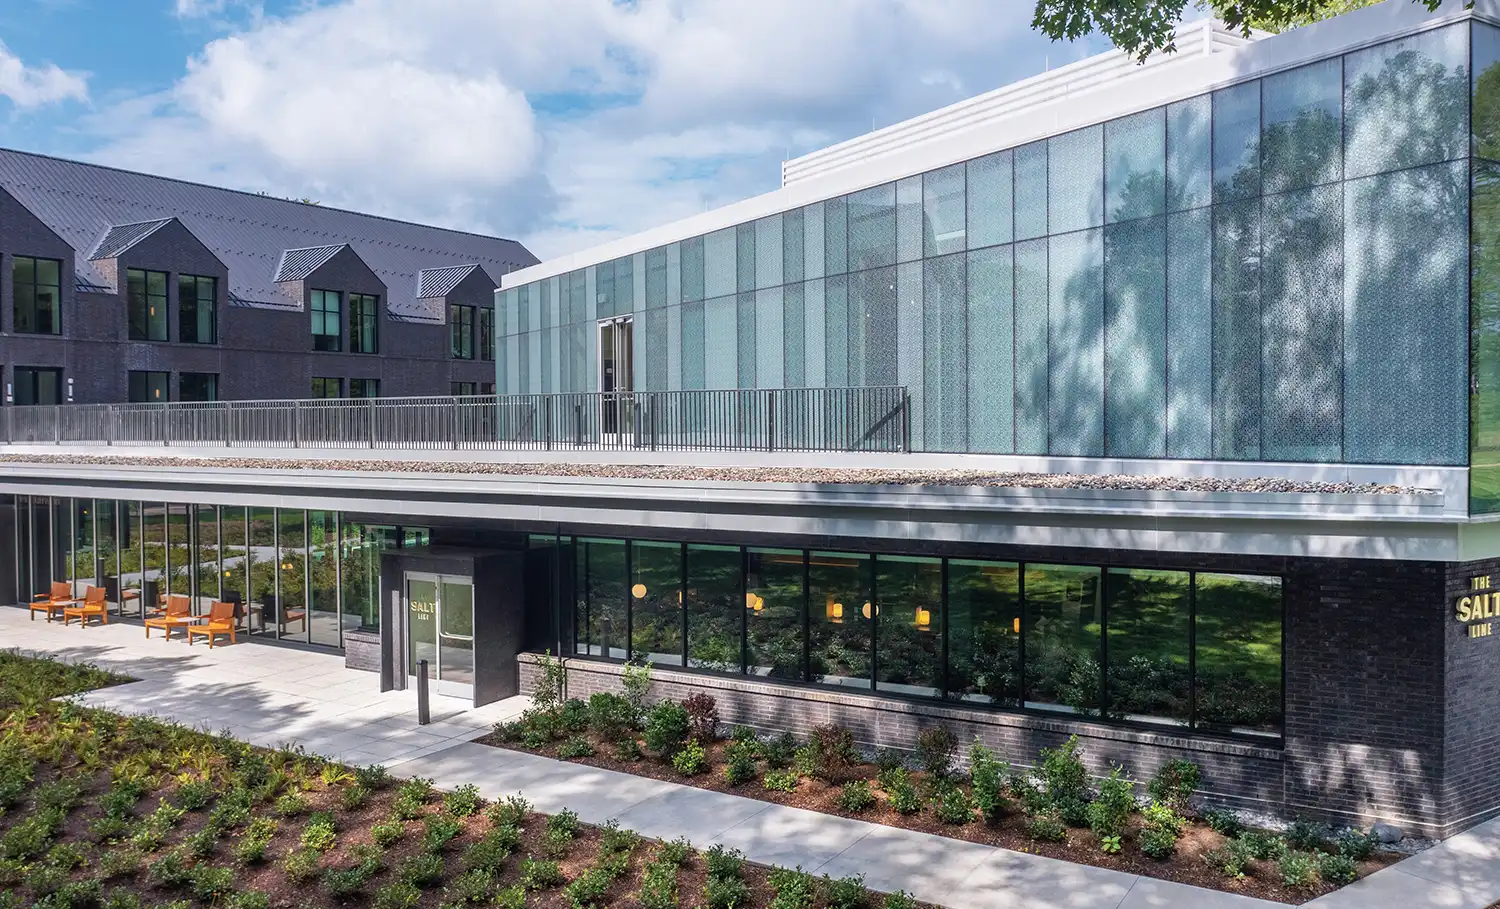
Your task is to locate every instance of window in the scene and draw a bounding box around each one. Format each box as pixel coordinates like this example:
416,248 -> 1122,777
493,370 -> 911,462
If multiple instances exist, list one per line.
178,275 -> 217,344
746,548 -> 805,681
349,293 -> 379,354
480,382 -> 495,395
1195,573 -> 1283,735
349,378 -> 380,399
14,367 -> 61,405
687,544 -> 741,672
13,256 -> 61,335
630,540 -> 682,667
179,373 -> 218,402
450,304 -> 475,359
946,559 -> 1020,705
1023,564 -> 1102,714
128,370 -> 170,403
808,552 -> 872,691
875,555 -> 942,698
127,269 -> 168,341
479,307 -> 494,361
310,289 -> 341,351
450,382 -> 477,396
1104,569 -> 1191,726
310,377 -> 342,398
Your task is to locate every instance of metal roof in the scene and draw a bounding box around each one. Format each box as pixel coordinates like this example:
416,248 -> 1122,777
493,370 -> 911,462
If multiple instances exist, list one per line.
416,263 -> 481,300
273,244 -> 346,283
89,218 -> 173,260
0,147 -> 536,322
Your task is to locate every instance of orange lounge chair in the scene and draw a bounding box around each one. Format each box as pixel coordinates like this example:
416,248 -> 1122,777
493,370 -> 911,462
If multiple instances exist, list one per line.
29,581 -> 76,622
185,600 -> 237,648
62,586 -> 109,627
144,595 -> 195,640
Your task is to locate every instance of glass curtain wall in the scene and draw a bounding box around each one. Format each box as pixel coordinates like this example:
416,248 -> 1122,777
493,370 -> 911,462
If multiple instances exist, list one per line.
121,502 -> 143,616
1471,23 -> 1500,512
167,503 -> 192,601
143,503 -> 167,611
309,511 -> 339,647
248,507 -> 276,635
277,510 -> 308,642
565,536 -> 1284,739
499,25 -> 1470,471
222,506 -> 248,630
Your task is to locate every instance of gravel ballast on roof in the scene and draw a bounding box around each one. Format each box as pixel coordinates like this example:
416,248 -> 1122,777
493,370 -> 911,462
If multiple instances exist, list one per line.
0,453 -> 1433,495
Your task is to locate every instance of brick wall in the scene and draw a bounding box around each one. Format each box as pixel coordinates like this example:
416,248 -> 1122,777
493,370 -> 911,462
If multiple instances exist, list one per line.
1443,557 -> 1500,834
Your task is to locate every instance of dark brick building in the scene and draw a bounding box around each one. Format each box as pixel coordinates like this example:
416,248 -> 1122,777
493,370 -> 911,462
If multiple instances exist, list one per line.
0,148 -> 536,404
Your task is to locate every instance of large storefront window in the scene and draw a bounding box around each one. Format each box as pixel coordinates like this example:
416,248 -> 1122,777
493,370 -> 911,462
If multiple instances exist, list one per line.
809,552 -> 872,691
1195,573 -> 1284,735
745,548 -> 804,681
1023,564 -> 1102,714
947,559 -> 1020,706
1104,568 -> 1191,726
687,544 -> 741,673
630,540 -> 682,666
875,555 -> 942,698
309,511 -> 339,647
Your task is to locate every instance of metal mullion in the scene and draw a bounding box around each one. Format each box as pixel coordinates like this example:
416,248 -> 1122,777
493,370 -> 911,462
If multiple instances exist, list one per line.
335,512 -> 343,650
1188,570 -> 1198,731
868,553 -> 877,691
802,549 -> 811,683
272,508 -> 280,641
303,510 -> 311,645
1017,561 -> 1027,709
680,543 -> 688,668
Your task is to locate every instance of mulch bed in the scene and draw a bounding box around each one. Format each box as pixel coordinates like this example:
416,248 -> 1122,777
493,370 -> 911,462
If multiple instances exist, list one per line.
480,734 -> 1400,906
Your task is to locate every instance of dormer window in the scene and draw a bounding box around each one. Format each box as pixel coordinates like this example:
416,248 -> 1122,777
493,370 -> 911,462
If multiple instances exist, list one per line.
178,274 -> 217,344
127,268 -> 168,341
311,289 -> 341,351
13,256 -> 61,335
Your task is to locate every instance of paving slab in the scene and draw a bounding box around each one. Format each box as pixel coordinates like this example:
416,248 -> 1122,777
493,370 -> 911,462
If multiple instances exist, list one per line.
608,784 -> 772,847
813,823 -> 996,898
711,803 -> 875,870
956,847 -> 1136,909
1116,878 -> 1286,909
1304,814 -> 1500,909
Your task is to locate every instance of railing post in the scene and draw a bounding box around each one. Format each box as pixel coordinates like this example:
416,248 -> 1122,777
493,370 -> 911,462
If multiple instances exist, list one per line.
292,400 -> 301,449
544,396 -> 552,450
902,390 -> 911,453
451,398 -> 459,450
650,394 -> 658,452
575,403 -> 583,447
54,405 -> 60,445
369,397 -> 376,449
766,391 -> 775,452
162,401 -> 170,447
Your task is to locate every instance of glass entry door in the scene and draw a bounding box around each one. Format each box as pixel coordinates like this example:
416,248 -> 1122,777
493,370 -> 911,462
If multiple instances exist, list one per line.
598,317 -> 633,436
405,572 -> 475,699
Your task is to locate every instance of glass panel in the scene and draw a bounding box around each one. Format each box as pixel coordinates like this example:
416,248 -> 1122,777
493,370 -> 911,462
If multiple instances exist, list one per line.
646,247 -> 668,308
756,215 -> 783,289
96,500 -> 118,612
1212,199 -> 1263,459
824,196 -> 848,276
805,278 -> 826,388
1213,81 -> 1261,203
1104,568 -> 1190,726
408,577 -> 438,678
924,162 -> 966,257
783,209 -> 804,284
248,506 -> 276,636
804,201 -> 826,280
686,544 -> 741,672
896,175 -> 923,263
581,538 -> 627,659
1478,22 -> 1500,161
220,506 -> 247,630
923,252 -> 966,451
1167,208 -> 1214,458
1262,184 -> 1343,461
968,150 -> 1013,249
1049,125 -> 1104,233
850,266 -> 897,386
848,183 -> 897,271
630,540 -> 682,667
825,275 -> 848,387
681,301 -> 706,391
143,502 -> 166,614
1195,573 -> 1283,736
783,283 -> 805,388
756,287 -> 783,389
192,504 -> 218,611
1048,228 -> 1104,456
704,228 -> 736,299
439,580 -> 474,686
874,555 -> 941,698
168,503 -> 191,599
736,223 -> 756,294
1474,159 -> 1500,512
808,551 -> 871,691
1023,564 -> 1102,715
1019,139 -> 1053,238
1262,58 -> 1342,194
681,236 -> 705,304
746,548 -> 804,681
1345,160 -> 1468,465
66,498 -> 88,594
340,521 -> 389,631
1167,95 -> 1211,211
1106,107 -> 1165,224
309,511 -> 339,647
947,559 -> 1020,706
737,292 -> 757,389
276,510 -> 307,642
967,245 -> 1013,454
704,296 -> 738,390
1345,23 -> 1467,180
898,261 -> 923,446
1104,216 -> 1167,458
1014,239 -> 1048,454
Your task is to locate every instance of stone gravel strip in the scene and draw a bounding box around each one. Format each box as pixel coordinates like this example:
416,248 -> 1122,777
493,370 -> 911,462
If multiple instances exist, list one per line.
0,452 -> 1433,495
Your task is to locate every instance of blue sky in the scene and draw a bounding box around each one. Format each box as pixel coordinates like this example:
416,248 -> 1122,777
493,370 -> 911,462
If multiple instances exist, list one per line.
0,0 -> 1114,259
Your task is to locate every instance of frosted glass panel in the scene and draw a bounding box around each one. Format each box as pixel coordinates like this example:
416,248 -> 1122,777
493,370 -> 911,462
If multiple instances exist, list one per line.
804,201 -> 826,280
1049,126 -> 1104,234
1345,24 -> 1467,180
1104,216 -> 1166,458
897,176 -> 923,263
805,278 -> 826,388
924,163 -> 967,257
755,288 -> 783,389
783,283 -> 805,387
704,229 -> 736,298
924,253 -> 967,451
1211,199 -> 1262,459
704,295 -> 738,390
1047,229 -> 1104,456
825,275 -> 848,387
1014,239 -> 1048,454
849,184 -> 897,271
756,215 -> 783,289
1015,141 -> 1048,241
680,301 -> 705,390
737,292 -> 756,388
736,224 -> 756,294
1106,107 -> 1165,224
1262,58 -> 1342,194
1167,95 -> 1211,211
1213,81 -> 1261,203
967,150 -> 1013,248
897,262 -> 923,445
967,245 -> 1013,454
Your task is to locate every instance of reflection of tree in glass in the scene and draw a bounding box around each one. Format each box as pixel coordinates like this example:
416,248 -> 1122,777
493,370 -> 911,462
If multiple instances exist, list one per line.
1195,575 -> 1282,732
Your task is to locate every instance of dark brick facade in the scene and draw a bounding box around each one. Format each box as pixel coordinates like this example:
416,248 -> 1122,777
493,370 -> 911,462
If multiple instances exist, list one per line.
1442,558 -> 1500,833
0,186 -> 506,405
510,546 -> 1466,836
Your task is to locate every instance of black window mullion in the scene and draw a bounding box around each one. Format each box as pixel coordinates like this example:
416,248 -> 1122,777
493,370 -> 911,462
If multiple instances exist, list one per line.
1099,567 -> 1110,719
739,547 -> 749,676
801,549 -> 811,683
1188,570 -> 1198,731
868,554 -> 878,691
1017,561 -> 1027,708
679,543 -> 688,668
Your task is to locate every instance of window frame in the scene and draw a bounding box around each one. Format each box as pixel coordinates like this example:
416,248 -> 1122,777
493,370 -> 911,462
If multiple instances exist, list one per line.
179,372 -> 219,402
177,274 -> 218,345
310,289 -> 343,352
349,292 -> 380,354
349,378 -> 380,399
127,268 -> 170,342
128,370 -> 171,403
479,306 -> 495,361
12,255 -> 62,336
450,303 -> 475,359
310,376 -> 343,398
13,366 -> 63,405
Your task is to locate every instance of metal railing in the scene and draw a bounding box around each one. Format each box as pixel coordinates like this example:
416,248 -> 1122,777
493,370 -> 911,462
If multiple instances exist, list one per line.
0,387 -> 910,454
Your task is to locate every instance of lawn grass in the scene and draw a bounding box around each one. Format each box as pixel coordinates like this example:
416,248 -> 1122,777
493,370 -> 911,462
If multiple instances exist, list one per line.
0,649 -> 917,909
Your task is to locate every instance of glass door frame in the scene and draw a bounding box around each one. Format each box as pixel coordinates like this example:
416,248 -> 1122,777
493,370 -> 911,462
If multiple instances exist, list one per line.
404,570 -> 475,699
597,316 -> 634,438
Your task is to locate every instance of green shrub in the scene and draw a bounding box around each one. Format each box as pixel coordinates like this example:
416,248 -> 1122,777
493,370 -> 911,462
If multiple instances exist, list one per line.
767,866 -> 816,909
809,725 -> 858,782
444,783 -> 483,818
102,889 -> 142,909
88,814 -> 132,842
423,812 -> 464,852
873,748 -> 906,775
883,891 -> 917,909
1147,759 -> 1200,812
183,826 -> 219,859
98,845 -> 144,879
1286,818 -> 1330,852
207,788 -> 253,832
1026,814 -> 1066,842
1085,768 -> 1135,839
495,884 -> 526,909
1279,850 -> 1318,890
341,784 -> 370,811
724,740 -> 758,785
704,875 -> 751,909
837,780 -> 876,813
445,868 -> 496,904
643,701 -> 691,759
759,733 -> 798,770
933,786 -> 973,825
1140,827 -> 1178,861
173,779 -> 214,811
34,879 -> 102,909
730,724 -> 757,744
1099,834 -> 1122,854
100,781 -> 144,820
371,820 -> 405,848
1318,852 -> 1358,886
588,692 -> 636,740
301,813 -> 338,852
1203,838 -> 1256,879
822,874 -> 868,909
672,739 -> 708,776
621,661 -> 653,723
464,830 -> 516,874
36,778 -> 85,813
355,764 -> 391,790
1238,830 -> 1288,861
914,727 -> 957,779
274,791 -> 309,817
323,864 -> 375,900
637,858 -> 679,909
521,858 -> 564,890
398,851 -> 445,888
559,736 -> 596,759
1202,807 -> 1244,837
1,806 -> 63,860
283,847 -> 323,884
532,650 -> 568,714
704,844 -> 745,880
659,837 -> 694,865
559,698 -> 591,734
969,741 -> 1009,823
613,738 -> 644,762
1141,801 -> 1185,836
763,769 -> 800,792
372,882 -> 421,909
885,771 -> 922,815
547,809 -> 580,839
398,777 -> 435,804
564,867 -> 613,909
1039,736 -> 1088,803
226,890 -> 269,909
683,692 -> 720,742
146,849 -> 193,889
600,820 -> 642,855
487,794 -> 530,828
1336,829 -> 1378,861
391,792 -> 425,822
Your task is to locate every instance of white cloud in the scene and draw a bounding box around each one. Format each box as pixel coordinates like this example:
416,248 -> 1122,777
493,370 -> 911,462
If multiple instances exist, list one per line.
89,0 -> 1097,258
0,39 -> 86,109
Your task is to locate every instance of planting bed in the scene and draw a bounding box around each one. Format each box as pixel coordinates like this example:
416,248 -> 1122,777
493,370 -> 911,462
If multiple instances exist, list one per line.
0,650 -> 930,909
483,663 -> 1401,906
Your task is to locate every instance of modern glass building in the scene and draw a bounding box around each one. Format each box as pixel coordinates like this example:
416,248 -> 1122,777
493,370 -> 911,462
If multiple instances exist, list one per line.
5,0 -> 1500,842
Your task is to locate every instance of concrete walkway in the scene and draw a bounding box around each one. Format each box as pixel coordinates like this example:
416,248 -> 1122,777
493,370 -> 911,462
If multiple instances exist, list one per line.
8,603 -> 1500,909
